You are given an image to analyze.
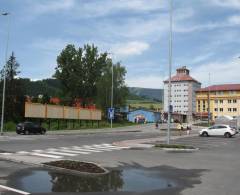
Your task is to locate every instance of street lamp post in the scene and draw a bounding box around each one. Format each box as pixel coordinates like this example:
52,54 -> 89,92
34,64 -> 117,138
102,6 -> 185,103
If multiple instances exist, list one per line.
111,55 -> 114,129
0,12 -> 11,136
167,0 -> 173,144
107,53 -> 114,129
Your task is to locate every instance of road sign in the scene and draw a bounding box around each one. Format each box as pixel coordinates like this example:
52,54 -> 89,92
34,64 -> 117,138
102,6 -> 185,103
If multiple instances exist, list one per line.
108,108 -> 115,120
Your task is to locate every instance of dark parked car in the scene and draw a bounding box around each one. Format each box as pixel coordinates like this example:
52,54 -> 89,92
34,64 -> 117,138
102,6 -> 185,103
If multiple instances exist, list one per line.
16,122 -> 46,135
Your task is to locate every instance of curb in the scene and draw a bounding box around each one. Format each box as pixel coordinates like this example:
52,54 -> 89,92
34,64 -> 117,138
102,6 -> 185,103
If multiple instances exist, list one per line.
0,156 -> 109,176
42,159 -> 109,176
158,147 -> 199,151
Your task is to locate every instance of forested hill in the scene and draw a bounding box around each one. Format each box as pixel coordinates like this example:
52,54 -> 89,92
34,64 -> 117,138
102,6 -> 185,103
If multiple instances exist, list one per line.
20,78 -> 63,97
20,78 -> 164,102
128,87 -> 164,102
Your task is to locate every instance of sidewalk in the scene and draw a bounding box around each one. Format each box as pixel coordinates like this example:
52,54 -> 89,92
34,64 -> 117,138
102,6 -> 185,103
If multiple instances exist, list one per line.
2,124 -> 154,136
113,132 -> 198,148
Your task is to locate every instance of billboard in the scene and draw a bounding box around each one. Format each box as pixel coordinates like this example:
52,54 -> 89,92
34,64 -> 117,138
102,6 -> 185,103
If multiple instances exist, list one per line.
25,102 -> 102,121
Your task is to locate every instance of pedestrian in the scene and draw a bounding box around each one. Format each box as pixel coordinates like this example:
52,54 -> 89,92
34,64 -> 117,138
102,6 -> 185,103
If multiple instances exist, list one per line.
177,123 -> 182,136
187,124 -> 191,135
180,124 -> 183,136
155,121 -> 159,129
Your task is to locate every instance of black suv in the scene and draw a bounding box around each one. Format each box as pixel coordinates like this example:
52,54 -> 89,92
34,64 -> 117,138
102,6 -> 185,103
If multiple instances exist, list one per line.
16,122 -> 46,135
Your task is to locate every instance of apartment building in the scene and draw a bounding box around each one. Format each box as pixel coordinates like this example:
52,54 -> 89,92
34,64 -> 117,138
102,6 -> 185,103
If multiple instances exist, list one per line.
164,66 -> 201,122
196,84 -> 240,120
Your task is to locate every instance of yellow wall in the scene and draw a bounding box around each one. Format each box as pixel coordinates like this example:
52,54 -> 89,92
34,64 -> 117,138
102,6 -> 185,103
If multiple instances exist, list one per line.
196,90 -> 240,120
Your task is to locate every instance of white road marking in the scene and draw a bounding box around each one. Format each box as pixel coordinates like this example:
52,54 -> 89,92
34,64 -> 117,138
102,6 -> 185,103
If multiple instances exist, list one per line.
32,150 -> 44,153
0,184 -> 30,195
2,143 -> 130,160
17,151 -> 30,154
45,151 -> 78,156
0,153 -> 13,155
30,152 -> 62,159
72,146 -> 103,152
82,145 -> 113,151
58,149 -> 89,154
94,144 -> 129,150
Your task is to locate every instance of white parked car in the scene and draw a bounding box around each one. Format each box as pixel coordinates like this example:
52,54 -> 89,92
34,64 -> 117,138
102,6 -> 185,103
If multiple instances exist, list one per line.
199,124 -> 237,138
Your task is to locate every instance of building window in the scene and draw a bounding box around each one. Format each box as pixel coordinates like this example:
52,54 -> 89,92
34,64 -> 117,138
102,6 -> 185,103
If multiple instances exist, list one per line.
220,108 -> 223,112
215,100 -> 218,104
233,99 -> 237,103
217,91 -> 224,95
233,108 -> 237,112
220,100 -> 223,104
228,108 -> 232,112
229,91 -> 236,94
214,108 -> 218,112
228,100 -> 232,104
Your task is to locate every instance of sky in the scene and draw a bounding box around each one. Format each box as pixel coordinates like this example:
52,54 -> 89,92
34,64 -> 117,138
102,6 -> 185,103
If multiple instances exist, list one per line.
0,0 -> 240,89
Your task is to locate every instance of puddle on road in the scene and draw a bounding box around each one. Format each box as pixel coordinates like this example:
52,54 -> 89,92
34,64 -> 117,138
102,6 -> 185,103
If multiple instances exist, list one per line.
6,165 -> 205,194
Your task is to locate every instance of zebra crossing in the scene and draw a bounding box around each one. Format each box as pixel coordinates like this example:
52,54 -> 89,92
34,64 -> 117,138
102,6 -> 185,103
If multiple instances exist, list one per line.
1,143 -> 129,159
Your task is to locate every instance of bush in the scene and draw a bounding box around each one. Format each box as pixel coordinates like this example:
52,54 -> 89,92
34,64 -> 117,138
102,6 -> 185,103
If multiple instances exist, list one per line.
4,121 -> 17,131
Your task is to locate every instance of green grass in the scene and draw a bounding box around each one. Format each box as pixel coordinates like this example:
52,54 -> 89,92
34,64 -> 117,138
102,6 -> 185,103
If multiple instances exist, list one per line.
4,120 -> 137,132
127,100 -> 162,110
155,144 -> 196,149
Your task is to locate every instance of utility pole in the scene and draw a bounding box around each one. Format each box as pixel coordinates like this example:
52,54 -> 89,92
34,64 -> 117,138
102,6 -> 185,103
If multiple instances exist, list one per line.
167,0 -> 173,144
0,12 -> 11,136
208,73 -> 211,127
237,98 -> 239,131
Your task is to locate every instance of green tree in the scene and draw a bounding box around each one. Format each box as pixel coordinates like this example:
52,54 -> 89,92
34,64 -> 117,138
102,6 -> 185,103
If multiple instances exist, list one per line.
54,44 -> 108,105
54,44 -> 129,111
0,52 -> 25,122
96,60 -> 129,111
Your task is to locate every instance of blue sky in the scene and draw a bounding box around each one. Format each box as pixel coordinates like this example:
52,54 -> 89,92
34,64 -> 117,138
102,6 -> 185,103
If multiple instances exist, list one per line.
0,0 -> 240,88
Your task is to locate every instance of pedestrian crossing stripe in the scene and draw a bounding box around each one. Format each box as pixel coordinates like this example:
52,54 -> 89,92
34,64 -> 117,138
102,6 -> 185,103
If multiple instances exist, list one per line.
3,143 -> 129,159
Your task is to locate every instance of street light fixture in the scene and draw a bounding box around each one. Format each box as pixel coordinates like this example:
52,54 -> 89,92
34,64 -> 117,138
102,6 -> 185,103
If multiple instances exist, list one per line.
167,0 -> 173,144
0,12 -> 11,136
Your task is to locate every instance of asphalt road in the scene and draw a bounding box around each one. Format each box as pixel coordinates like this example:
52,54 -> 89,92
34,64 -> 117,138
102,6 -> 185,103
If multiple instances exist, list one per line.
0,124 -> 240,195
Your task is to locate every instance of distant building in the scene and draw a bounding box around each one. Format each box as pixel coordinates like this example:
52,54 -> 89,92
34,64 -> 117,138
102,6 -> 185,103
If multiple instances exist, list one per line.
196,84 -> 240,120
164,66 -> 201,122
127,109 -> 161,123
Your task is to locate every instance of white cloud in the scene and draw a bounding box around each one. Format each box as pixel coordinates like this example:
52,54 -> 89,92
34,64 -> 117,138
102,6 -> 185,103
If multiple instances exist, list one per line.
211,0 -> 240,9
77,0 -> 168,18
191,55 -> 240,86
190,53 -> 215,64
112,41 -> 150,57
126,75 -> 165,88
228,15 -> 240,25
29,0 -> 75,15
30,38 -> 74,54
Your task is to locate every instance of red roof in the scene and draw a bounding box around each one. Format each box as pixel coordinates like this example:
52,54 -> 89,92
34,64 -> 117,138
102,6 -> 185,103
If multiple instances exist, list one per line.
164,75 -> 200,84
196,84 -> 240,92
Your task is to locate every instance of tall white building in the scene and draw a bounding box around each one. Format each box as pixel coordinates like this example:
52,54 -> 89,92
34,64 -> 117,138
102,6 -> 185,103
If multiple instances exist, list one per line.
164,66 -> 201,122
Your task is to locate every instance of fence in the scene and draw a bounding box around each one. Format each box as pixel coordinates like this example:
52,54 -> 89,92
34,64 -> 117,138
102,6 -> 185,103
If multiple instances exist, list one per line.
25,102 -> 102,120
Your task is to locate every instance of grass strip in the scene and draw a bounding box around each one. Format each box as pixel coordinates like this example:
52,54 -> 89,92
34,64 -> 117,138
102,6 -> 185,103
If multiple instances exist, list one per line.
155,144 -> 195,149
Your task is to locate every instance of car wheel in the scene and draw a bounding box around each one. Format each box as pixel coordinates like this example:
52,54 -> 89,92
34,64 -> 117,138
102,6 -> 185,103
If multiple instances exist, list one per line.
202,132 -> 208,137
224,132 -> 231,138
24,130 -> 29,135
40,129 -> 46,135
